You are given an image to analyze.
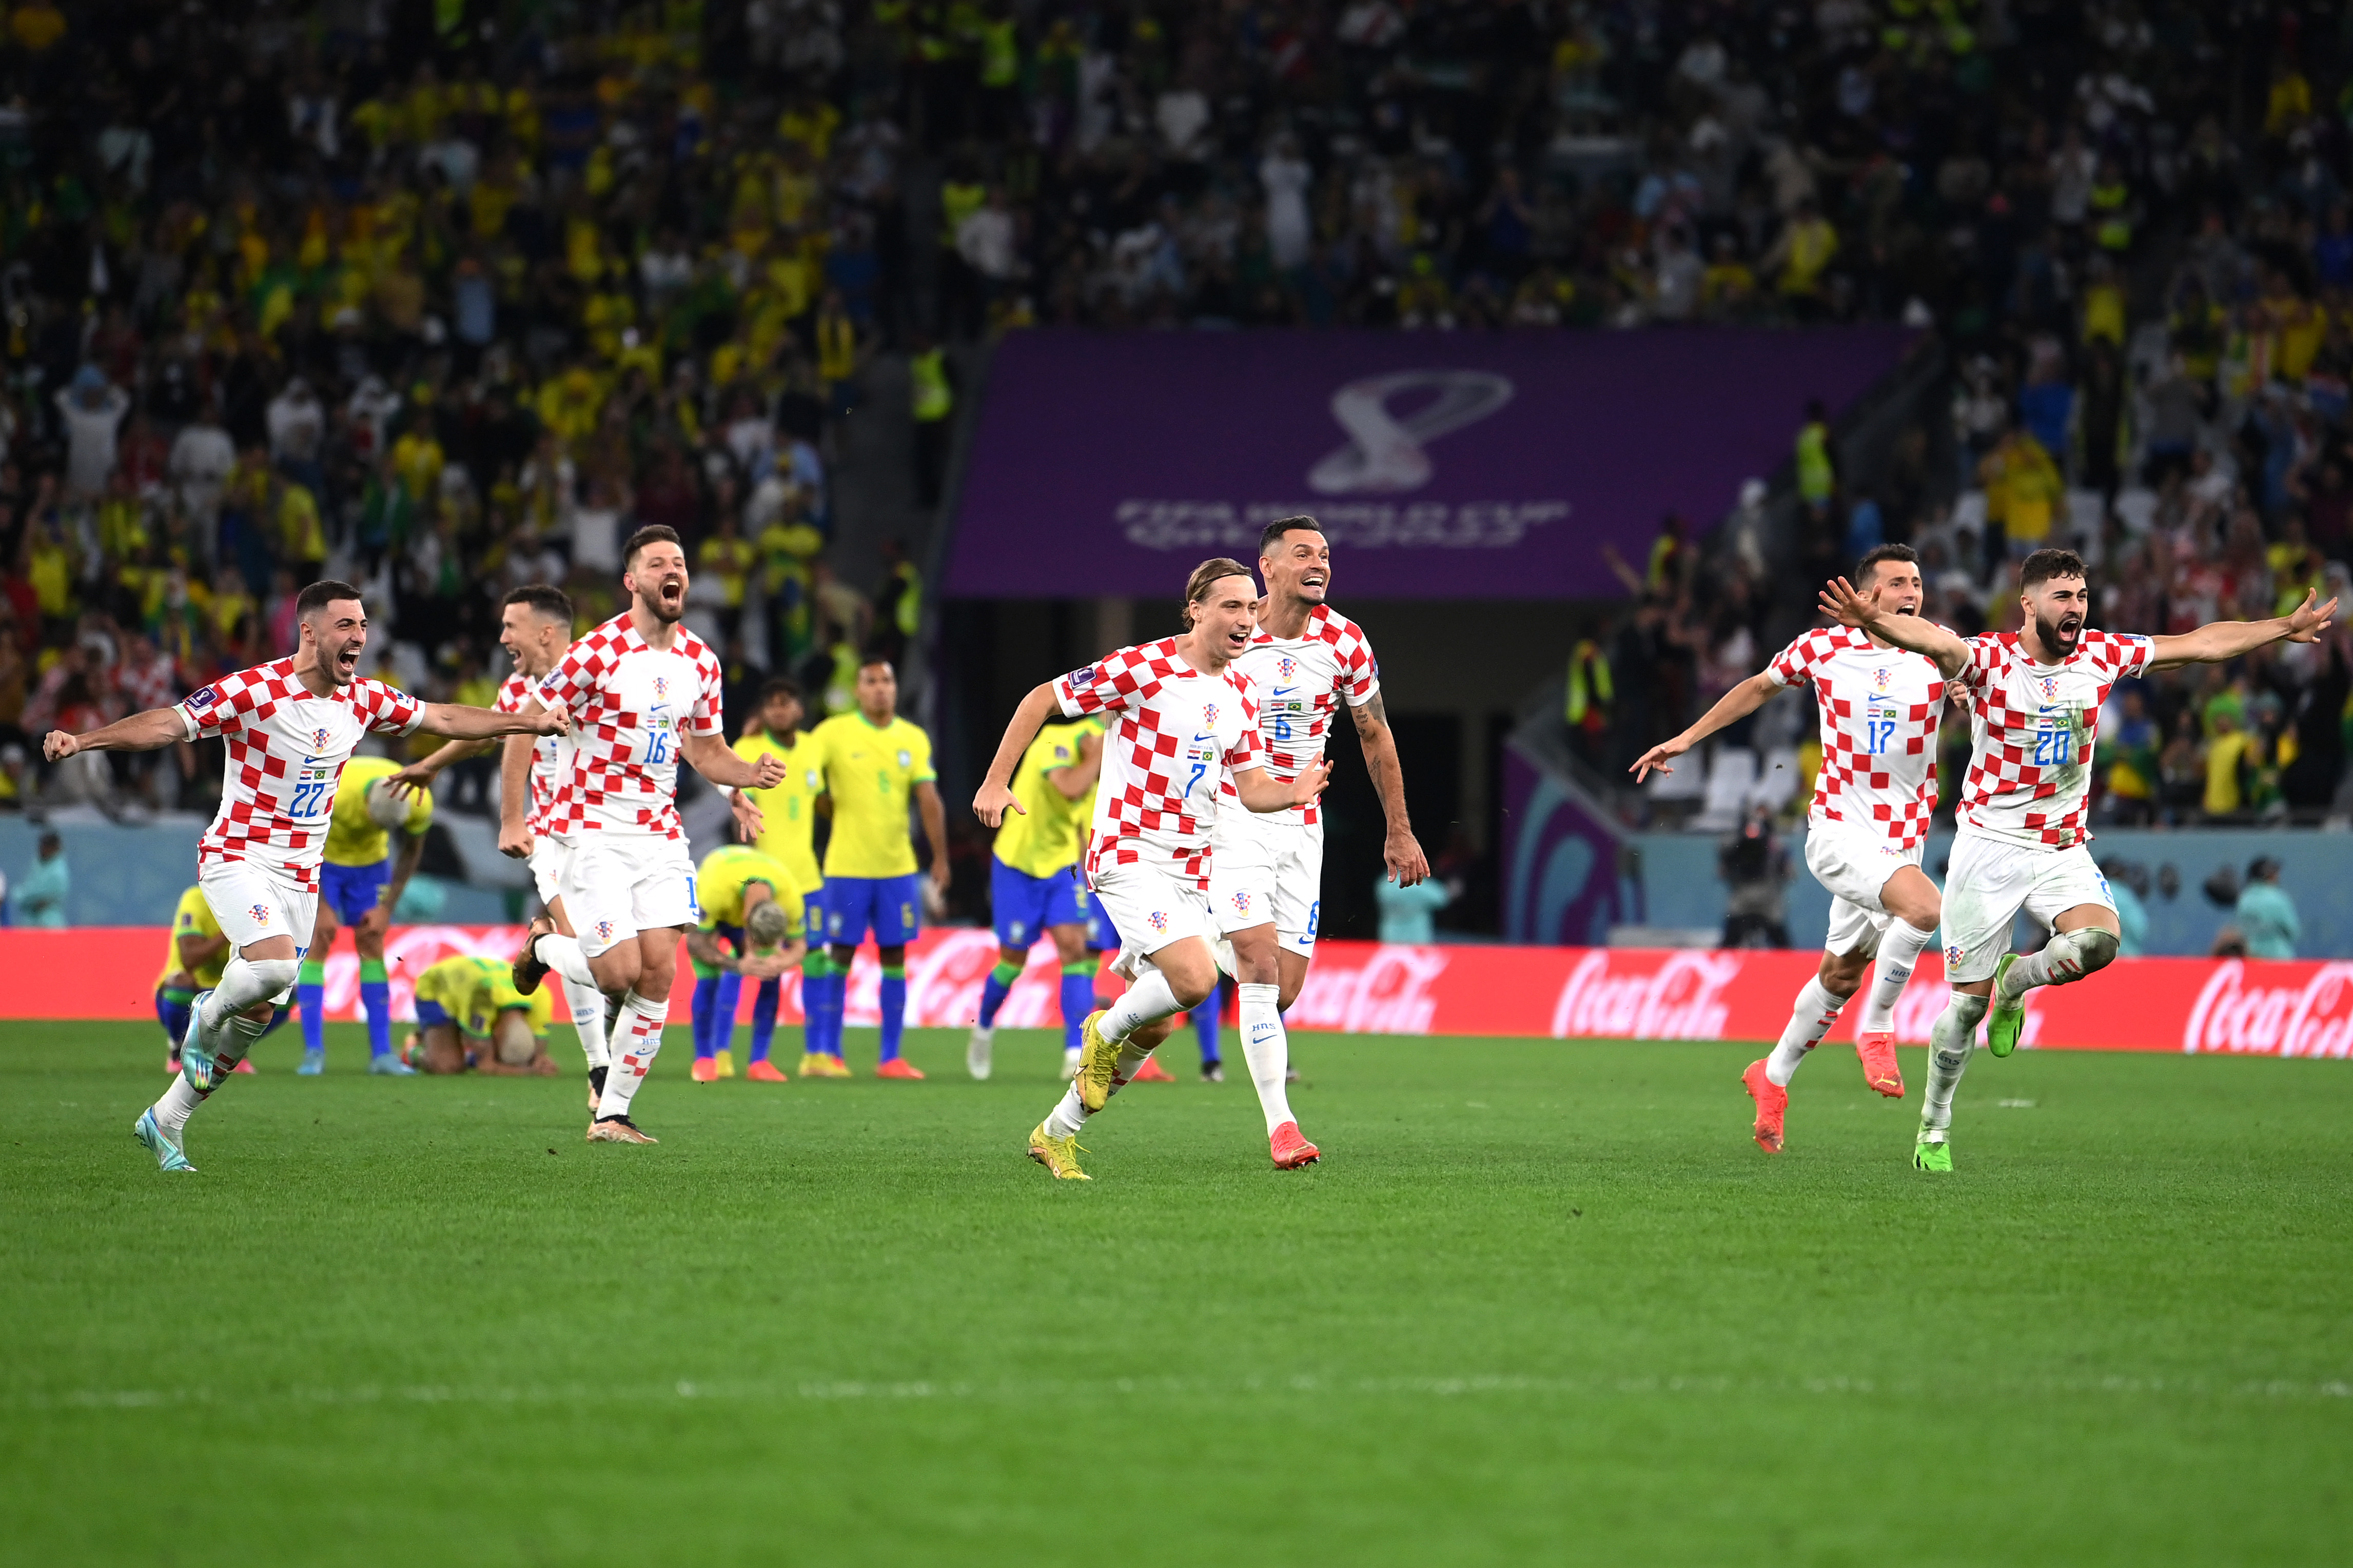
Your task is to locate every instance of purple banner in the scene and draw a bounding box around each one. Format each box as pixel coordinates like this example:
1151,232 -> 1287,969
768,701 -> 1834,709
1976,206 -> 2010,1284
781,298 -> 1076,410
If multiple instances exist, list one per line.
944,326 -> 1917,601
1502,746 -> 1627,946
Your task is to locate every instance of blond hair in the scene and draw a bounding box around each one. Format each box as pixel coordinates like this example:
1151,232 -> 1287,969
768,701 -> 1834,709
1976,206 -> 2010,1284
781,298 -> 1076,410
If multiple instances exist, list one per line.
1180,558 -> 1256,628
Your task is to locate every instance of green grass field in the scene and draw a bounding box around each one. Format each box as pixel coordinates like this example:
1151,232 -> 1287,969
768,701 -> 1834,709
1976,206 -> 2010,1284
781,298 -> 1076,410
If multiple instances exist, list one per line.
5,1021 -> 2350,1566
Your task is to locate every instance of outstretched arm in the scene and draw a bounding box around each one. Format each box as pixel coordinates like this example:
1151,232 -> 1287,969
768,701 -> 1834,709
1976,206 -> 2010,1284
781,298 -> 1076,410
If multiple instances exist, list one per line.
1350,692 -> 1429,886
2149,589 -> 2338,668
1048,731 -> 1104,800
42,705 -> 187,760
683,730 -> 786,791
418,702 -> 567,741
386,736 -> 496,796
1817,578 -> 1971,679
1631,670 -> 1781,782
974,682 -> 1063,826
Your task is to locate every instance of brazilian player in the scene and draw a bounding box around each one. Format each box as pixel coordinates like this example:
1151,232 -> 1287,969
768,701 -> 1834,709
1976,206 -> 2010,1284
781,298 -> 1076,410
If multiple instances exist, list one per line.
402,954 -> 558,1075
724,678 -> 835,1076
298,756 -> 433,1075
801,655 -> 948,1078
158,885 -> 279,1076
964,716 -> 1103,1080
686,845 -> 808,1081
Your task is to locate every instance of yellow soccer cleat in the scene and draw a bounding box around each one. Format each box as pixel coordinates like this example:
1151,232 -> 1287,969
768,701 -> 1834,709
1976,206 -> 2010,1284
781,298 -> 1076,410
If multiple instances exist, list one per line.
799,1052 -> 851,1079
1073,1010 -> 1124,1114
712,1048 -> 735,1079
1027,1121 -> 1091,1180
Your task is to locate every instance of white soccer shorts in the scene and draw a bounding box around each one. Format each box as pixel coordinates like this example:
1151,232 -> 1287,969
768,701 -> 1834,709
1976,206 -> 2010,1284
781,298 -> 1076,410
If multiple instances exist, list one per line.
1804,821 -> 1924,959
1939,831 -> 2115,985
1208,810 -> 1323,952
528,833 -> 573,908
561,833 -> 700,959
197,858 -> 317,1003
1090,858 -> 1214,981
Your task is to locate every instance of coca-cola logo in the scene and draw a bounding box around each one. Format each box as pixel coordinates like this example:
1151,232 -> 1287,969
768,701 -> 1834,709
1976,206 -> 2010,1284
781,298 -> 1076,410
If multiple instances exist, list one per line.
1288,946 -> 1449,1035
2183,961 -> 2353,1058
1550,950 -> 1744,1041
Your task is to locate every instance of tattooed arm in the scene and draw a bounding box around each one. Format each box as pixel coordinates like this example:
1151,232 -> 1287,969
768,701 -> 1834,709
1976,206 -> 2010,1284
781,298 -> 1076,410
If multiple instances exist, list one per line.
1349,691 -> 1430,887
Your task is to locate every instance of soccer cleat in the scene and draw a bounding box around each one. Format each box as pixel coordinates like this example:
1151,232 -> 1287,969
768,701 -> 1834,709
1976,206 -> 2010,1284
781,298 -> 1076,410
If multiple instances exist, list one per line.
297,1047 -> 325,1076
368,1053 -> 417,1076
164,1053 -> 180,1076
1130,1054 -> 1176,1083
875,1057 -> 926,1079
966,1024 -> 994,1081
1913,1136 -> 1954,1173
1073,1011 -> 1124,1113
1027,1121 -> 1090,1180
1742,1059 -> 1788,1154
179,989 -> 222,1092
1856,1031 -> 1904,1098
1986,955 -> 2025,1058
232,1059 -> 256,1074
1201,1061 -> 1224,1083
132,1108 -> 197,1174
713,1048 -> 735,1079
1269,1121 -> 1320,1169
1062,1045 -> 1083,1080
513,917 -> 553,996
799,1052 -> 851,1079
587,1115 -> 658,1144
691,1056 -> 719,1083
746,1059 -> 790,1082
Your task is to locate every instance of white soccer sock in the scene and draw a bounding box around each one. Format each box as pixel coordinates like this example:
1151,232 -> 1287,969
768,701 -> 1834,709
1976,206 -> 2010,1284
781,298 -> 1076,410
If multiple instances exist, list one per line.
2003,926 -> 2120,996
153,1076 -> 204,1137
536,931 -> 596,988
1859,921 -> 1937,1034
562,976 -> 611,1069
1237,982 -> 1297,1134
202,954 -> 296,1034
596,990 -> 669,1119
1100,969 -> 1181,1042
1766,977 -> 1847,1088
1921,991 -> 1988,1138
219,1009 -> 271,1066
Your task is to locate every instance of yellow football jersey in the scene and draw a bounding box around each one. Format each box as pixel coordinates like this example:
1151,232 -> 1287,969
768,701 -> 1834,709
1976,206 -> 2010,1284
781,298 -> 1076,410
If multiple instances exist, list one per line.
323,754 -> 434,866
993,719 -> 1103,878
156,886 -> 228,990
732,727 -> 824,891
696,844 -> 806,934
808,712 -> 935,879
413,955 -> 549,1037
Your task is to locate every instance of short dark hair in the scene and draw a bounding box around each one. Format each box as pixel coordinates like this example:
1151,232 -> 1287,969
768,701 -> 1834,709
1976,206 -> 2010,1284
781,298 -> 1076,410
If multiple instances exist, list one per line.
2019,548 -> 2089,589
1258,515 -> 1323,557
622,524 -> 682,567
295,580 -> 365,619
500,584 -> 573,623
1857,543 -> 1918,581
758,676 -> 802,705
857,649 -> 895,673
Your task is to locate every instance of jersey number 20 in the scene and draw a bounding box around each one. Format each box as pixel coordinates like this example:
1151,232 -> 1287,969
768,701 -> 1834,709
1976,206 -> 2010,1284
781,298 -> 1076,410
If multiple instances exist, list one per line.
2032,728 -> 2072,767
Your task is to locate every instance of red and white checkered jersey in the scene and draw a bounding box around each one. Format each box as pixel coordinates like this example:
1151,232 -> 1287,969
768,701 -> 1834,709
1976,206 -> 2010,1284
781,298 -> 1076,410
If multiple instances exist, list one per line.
1766,624 -> 1948,849
176,659 -> 423,889
1956,627 -> 2151,848
496,670 -> 570,839
1225,604 -> 1378,830
1055,637 -> 1262,889
534,614 -> 722,839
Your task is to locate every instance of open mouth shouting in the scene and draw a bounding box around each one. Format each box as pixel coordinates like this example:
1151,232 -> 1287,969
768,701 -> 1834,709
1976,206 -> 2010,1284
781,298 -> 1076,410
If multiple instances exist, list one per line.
1298,566 -> 1329,599
651,572 -> 688,621
329,639 -> 363,684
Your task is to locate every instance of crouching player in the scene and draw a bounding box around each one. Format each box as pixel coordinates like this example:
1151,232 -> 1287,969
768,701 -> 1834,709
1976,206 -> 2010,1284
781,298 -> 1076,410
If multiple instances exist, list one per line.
965,713 -> 1103,1081
158,884 -> 277,1075
403,954 -> 558,1075
297,757 -> 432,1076
687,844 -> 808,1081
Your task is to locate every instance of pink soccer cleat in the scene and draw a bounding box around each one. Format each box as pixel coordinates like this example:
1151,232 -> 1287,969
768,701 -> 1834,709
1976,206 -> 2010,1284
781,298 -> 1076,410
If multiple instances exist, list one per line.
1743,1059 -> 1787,1153
1856,1031 -> 1905,1099
1269,1121 -> 1321,1169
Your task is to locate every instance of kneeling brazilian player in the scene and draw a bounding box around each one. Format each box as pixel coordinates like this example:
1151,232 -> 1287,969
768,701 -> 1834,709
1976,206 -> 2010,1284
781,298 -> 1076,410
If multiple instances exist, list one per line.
688,845 -> 808,1081
158,885 -> 280,1075
402,955 -> 558,1075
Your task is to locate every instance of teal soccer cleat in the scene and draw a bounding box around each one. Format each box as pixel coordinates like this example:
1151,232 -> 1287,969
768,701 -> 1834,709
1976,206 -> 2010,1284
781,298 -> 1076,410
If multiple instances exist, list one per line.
133,1108 -> 197,1174
368,1053 -> 417,1076
179,990 -> 224,1093
297,1047 -> 325,1076
1986,954 -> 2025,1058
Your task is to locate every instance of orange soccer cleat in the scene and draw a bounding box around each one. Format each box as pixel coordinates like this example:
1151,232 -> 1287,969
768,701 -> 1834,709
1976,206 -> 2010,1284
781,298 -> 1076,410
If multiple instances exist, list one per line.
690,1056 -> 719,1083
875,1057 -> 927,1080
1856,1031 -> 1905,1099
233,1059 -> 256,1074
745,1059 -> 791,1082
1743,1059 -> 1787,1153
1269,1121 -> 1321,1169
1129,1055 -> 1176,1082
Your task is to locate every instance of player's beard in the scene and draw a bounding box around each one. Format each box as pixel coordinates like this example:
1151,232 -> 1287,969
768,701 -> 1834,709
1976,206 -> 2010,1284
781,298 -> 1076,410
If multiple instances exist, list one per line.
2034,610 -> 2083,658
326,638 -> 364,685
639,578 -> 688,624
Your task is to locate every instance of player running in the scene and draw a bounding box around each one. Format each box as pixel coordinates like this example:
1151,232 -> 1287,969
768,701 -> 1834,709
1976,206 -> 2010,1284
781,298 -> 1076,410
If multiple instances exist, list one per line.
39,579 -> 566,1174
402,954 -> 558,1075
1633,544 -> 1953,1153
685,843 -> 808,1081
296,755 -> 433,1075
156,884 -> 277,1077
964,714 -> 1104,1081
397,586 -> 615,1106
800,655 -> 949,1079
500,527 -> 787,1144
973,559 -> 1331,1180
724,677 -> 835,1078
1821,549 -> 2337,1171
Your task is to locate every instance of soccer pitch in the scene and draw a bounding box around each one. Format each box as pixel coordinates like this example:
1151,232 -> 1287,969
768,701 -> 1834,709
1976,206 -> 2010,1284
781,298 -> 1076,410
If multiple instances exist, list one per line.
6,1024 -> 2348,1566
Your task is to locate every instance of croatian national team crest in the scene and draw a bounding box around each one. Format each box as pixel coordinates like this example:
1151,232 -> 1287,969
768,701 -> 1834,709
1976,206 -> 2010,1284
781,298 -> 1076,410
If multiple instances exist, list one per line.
311,726 -> 331,751
1946,942 -> 1964,966
1202,703 -> 1219,725
1873,667 -> 1891,690
1277,656 -> 1297,680
653,676 -> 669,697
2040,677 -> 2058,699
595,919 -> 615,941
250,904 -> 271,926
1231,890 -> 1252,912
1147,910 -> 1169,933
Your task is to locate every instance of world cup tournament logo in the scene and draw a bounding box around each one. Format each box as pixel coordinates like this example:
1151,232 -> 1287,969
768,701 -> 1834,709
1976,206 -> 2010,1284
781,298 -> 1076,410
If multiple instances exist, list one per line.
1307,370 -> 1516,494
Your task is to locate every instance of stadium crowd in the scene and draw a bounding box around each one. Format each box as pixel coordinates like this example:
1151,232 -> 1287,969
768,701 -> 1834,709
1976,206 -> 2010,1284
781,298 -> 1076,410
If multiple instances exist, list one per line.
0,1 -> 2351,838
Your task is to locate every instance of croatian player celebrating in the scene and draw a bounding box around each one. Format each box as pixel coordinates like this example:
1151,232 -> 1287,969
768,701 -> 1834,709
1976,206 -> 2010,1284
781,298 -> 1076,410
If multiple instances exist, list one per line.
1821,549 -> 2336,1170
500,527 -> 786,1144
1633,544 -> 1952,1153
39,580 -> 566,1174
974,559 -> 1331,1180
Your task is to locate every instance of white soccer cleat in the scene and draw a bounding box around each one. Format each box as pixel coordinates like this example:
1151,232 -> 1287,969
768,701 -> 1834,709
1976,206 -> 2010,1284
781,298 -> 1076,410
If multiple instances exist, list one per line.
966,1024 -> 994,1081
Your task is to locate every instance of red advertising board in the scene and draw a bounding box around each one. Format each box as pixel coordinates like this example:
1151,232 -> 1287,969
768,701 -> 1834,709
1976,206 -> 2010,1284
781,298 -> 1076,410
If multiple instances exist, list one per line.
16,927 -> 2353,1057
